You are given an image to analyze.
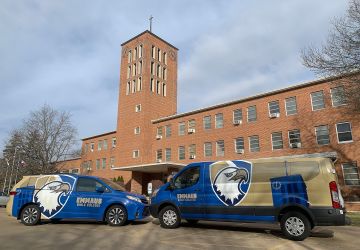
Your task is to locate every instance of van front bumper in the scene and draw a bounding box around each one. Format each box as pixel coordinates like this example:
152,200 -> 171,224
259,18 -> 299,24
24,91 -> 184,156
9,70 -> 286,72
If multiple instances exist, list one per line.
311,208 -> 346,226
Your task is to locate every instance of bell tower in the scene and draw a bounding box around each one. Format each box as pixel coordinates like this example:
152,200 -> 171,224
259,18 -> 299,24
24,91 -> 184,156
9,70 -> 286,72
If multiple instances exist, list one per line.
116,31 -> 178,167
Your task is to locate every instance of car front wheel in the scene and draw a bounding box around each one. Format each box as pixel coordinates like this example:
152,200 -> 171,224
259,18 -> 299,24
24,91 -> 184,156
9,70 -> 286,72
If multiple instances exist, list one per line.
106,205 -> 128,226
280,211 -> 311,241
159,206 -> 180,229
20,204 -> 41,226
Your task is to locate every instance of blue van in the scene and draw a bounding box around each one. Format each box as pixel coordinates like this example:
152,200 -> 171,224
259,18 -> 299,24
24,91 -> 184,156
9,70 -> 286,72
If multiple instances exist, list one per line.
9,174 -> 149,226
150,159 -> 347,241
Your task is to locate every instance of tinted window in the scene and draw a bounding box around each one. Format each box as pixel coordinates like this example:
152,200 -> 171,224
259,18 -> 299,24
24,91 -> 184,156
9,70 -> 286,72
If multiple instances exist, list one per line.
76,178 -> 104,192
174,167 -> 200,189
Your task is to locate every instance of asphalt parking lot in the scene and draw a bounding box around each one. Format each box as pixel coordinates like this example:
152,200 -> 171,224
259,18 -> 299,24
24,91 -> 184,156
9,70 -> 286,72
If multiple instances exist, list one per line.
0,208 -> 359,250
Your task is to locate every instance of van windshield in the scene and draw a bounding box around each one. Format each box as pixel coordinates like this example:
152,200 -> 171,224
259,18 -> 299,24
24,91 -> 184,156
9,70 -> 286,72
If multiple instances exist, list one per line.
100,178 -> 125,191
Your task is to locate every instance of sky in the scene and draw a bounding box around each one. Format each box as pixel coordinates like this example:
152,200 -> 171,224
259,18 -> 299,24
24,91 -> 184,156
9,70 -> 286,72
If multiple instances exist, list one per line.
0,0 -> 349,150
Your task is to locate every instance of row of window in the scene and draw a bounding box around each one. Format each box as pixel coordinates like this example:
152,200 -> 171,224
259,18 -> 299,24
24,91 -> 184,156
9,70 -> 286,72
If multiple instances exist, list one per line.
84,138 -> 117,153
82,157 -> 116,171
126,78 -> 167,96
127,61 -> 143,79
127,44 -> 143,63
155,86 -> 347,138
150,78 -> 167,96
150,62 -> 167,80
153,121 -> 353,161
151,45 -> 168,65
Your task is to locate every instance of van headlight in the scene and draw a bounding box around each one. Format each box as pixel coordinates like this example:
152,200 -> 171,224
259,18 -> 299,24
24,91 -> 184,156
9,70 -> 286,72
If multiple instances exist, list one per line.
126,195 -> 141,203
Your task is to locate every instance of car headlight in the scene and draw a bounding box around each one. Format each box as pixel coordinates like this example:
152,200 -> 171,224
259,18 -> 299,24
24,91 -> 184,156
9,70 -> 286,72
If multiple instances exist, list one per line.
126,195 -> 142,203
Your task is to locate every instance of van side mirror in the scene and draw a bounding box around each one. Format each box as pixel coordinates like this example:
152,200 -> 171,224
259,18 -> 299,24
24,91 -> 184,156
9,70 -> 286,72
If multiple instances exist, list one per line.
96,186 -> 105,193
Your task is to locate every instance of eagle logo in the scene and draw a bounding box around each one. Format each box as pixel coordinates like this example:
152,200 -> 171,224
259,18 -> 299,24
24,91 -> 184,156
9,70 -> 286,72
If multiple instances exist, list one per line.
33,175 -> 74,218
210,161 -> 252,206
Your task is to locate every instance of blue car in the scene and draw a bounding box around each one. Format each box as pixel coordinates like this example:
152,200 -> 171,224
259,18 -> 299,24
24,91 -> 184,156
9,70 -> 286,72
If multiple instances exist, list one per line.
150,159 -> 347,241
10,174 -> 149,226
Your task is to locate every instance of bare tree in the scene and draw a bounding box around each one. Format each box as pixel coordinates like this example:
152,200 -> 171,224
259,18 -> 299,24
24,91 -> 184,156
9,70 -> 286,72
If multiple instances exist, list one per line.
2,105 -> 77,180
301,0 -> 360,114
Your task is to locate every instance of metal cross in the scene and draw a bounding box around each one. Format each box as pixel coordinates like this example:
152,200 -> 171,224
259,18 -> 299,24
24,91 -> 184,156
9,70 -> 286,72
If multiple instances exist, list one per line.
149,15 -> 153,32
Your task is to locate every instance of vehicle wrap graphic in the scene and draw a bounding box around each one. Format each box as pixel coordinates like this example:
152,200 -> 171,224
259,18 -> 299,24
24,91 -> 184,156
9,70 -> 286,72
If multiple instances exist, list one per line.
210,160 -> 252,206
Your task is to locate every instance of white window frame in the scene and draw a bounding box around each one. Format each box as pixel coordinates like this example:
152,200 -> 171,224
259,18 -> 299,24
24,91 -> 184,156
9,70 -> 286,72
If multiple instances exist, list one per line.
216,140 -> 225,157
178,122 -> 185,136
204,142 -> 212,157
247,105 -> 257,122
135,104 -> 141,112
315,125 -> 330,145
233,109 -> 243,123
111,138 -> 116,148
249,135 -> 260,152
90,142 -> 94,152
203,116 -> 211,130
268,101 -> 280,116
271,132 -> 283,150
336,122 -> 353,144
285,96 -> 297,116
178,146 -> 185,160
310,90 -> 325,111
215,113 -> 223,129
133,150 -> 140,158
342,162 -> 360,186
165,148 -> 171,161
330,86 -> 347,107
134,127 -> 141,135
234,137 -> 244,152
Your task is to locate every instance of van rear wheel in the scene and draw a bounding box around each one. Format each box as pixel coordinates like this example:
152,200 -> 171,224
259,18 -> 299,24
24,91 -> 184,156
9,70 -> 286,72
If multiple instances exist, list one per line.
159,206 -> 180,229
280,211 -> 311,241
20,204 -> 41,226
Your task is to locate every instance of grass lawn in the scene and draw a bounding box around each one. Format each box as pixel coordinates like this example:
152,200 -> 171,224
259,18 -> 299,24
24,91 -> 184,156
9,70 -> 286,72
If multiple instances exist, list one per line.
348,212 -> 360,226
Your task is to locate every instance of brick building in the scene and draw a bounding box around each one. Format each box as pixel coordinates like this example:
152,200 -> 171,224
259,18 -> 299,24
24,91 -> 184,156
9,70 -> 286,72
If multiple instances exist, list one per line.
61,30 -> 359,208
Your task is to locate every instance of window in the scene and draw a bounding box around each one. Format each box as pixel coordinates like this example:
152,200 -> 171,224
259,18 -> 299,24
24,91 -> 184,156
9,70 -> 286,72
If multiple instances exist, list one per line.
128,50 -> 132,63
165,148 -> 171,161
98,140 -> 103,151
315,125 -> 330,145
139,44 -> 143,58
157,127 -> 163,137
135,104 -> 141,112
157,64 -> 161,77
156,81 -> 160,94
174,167 -> 200,189
134,47 -> 138,60
271,132 -> 283,150
165,125 -> 172,137
134,127 -> 141,135
331,86 -> 346,107
137,77 -> 142,91
203,116 -> 211,130
342,163 -> 360,186
132,80 -> 136,93
90,143 -> 94,152
96,159 -> 100,170
151,46 -> 155,59
76,178 -> 105,192
189,144 -> 196,157
288,129 -> 301,147
216,140 -> 225,156
188,119 -> 196,131
132,63 -> 136,76
204,142 -> 212,157
103,139 -> 108,150
233,109 -> 242,123
285,97 -> 297,115
249,135 -> 260,152
139,61 -> 142,74
247,105 -> 257,122
162,83 -> 166,96
110,157 -> 115,168
71,169 -> 79,174
102,158 -> 106,169
84,143 -> 89,153
133,150 -> 139,158
163,52 -> 167,65
150,78 -> 155,92
127,66 -> 131,79
158,48 -> 161,61
112,138 -> 116,148
215,113 -> 223,128
235,137 -> 244,153
151,62 -> 154,75
336,122 -> 353,143
311,90 -> 325,110
163,68 -> 167,80
268,101 -> 280,115
126,82 -> 130,95
178,146 -> 185,160
156,149 -> 162,161
178,122 -> 185,136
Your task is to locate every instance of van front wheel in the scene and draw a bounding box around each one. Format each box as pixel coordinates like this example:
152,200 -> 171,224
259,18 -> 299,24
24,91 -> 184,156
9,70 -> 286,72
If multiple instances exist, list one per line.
280,211 -> 311,241
159,206 -> 180,229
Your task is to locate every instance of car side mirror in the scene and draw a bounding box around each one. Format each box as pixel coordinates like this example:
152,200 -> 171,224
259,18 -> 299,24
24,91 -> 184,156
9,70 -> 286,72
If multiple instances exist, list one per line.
96,186 -> 105,193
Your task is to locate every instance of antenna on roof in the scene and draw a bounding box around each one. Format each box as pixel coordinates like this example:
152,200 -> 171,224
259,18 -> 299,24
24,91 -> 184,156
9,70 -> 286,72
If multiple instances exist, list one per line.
149,15 -> 153,32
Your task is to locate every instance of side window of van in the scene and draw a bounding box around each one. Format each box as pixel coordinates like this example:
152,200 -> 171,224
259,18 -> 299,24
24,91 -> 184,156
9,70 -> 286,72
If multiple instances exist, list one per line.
288,161 -> 320,181
174,167 -> 200,189
77,178 -> 105,192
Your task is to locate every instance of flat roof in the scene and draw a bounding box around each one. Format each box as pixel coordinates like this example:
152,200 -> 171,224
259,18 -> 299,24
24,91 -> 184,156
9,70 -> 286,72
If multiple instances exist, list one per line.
82,131 -> 116,141
111,162 -> 186,173
121,30 -> 179,51
152,73 -> 352,124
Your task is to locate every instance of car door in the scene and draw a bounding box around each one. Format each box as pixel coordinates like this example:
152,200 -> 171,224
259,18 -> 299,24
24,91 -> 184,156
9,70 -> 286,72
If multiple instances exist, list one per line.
171,164 -> 205,219
66,177 -> 109,219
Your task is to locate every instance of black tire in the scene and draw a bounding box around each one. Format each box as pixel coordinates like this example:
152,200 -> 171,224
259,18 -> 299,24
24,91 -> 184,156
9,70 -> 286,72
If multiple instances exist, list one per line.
105,205 -> 128,226
159,206 -> 180,229
20,204 -> 41,226
186,219 -> 198,225
280,211 -> 311,241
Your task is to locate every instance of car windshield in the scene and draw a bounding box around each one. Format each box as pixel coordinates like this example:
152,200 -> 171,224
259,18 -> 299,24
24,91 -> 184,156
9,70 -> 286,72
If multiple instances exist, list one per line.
100,178 -> 125,191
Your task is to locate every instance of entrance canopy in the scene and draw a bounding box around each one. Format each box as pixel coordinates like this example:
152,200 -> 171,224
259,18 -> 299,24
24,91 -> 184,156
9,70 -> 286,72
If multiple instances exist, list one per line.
112,162 -> 186,173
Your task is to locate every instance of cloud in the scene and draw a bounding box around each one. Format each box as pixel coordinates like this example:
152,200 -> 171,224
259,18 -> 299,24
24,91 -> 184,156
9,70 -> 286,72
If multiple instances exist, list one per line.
0,0 -> 349,148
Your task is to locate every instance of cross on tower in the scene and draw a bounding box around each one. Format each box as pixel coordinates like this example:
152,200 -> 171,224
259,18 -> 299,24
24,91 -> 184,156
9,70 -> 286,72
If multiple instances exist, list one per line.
149,15 -> 153,32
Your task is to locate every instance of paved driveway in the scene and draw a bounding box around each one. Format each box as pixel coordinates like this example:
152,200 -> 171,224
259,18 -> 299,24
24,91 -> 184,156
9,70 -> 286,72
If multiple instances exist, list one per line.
0,208 -> 359,250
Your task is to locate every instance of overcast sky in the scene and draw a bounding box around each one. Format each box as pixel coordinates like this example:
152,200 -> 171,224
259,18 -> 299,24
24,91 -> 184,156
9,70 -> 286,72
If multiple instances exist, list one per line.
0,0 -> 349,149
